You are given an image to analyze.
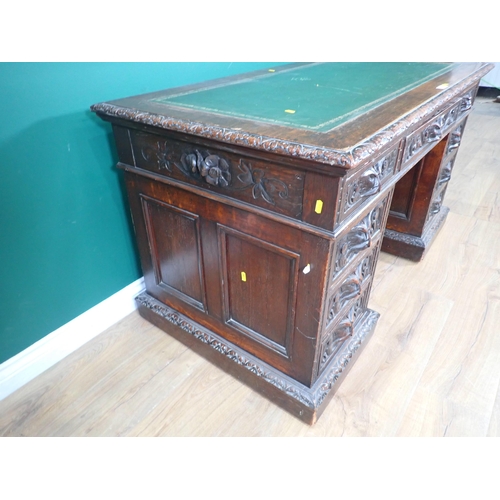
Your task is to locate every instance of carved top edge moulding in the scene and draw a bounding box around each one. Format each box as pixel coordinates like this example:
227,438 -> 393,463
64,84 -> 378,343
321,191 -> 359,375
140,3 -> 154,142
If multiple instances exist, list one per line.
91,63 -> 493,169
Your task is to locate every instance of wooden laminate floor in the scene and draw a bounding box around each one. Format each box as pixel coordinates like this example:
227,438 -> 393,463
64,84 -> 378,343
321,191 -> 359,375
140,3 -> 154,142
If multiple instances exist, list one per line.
1,97 -> 500,437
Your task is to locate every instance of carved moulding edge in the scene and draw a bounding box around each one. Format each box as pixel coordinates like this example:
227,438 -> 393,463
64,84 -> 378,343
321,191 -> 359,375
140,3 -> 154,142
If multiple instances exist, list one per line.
91,102 -> 354,168
91,68 -> 489,169
383,206 -> 450,253
135,292 -> 379,411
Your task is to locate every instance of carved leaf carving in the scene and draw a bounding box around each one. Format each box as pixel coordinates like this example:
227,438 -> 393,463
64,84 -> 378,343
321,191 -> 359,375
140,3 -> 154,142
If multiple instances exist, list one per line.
335,204 -> 384,275
327,255 -> 372,326
320,294 -> 367,372
344,149 -> 397,213
141,141 -> 173,171
236,161 -> 289,206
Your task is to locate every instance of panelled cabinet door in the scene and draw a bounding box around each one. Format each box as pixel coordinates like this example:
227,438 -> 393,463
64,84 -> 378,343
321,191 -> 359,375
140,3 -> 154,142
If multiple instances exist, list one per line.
140,196 -> 206,311
126,172 -> 330,385
218,225 -> 300,358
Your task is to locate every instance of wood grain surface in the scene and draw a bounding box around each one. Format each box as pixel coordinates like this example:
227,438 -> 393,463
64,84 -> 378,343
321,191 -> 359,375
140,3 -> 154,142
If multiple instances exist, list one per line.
1,97 -> 499,437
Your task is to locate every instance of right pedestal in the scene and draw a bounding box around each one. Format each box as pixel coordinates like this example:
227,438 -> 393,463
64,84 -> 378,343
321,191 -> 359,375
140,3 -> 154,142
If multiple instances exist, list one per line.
382,118 -> 467,261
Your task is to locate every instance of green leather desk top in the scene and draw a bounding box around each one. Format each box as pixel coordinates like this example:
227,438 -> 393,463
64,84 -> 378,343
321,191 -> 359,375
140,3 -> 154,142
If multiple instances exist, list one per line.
154,62 -> 455,132
92,61 -> 492,168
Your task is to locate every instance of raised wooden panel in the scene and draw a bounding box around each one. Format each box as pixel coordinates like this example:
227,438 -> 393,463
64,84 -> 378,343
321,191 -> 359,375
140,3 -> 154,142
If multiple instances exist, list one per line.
219,226 -> 300,357
141,196 -> 205,310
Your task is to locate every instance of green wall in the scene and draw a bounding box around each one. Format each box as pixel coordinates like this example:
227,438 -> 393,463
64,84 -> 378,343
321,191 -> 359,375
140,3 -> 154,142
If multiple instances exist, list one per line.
0,62 -> 283,364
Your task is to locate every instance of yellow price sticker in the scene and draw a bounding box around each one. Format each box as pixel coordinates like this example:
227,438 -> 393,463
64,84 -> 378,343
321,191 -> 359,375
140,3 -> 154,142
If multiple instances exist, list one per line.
241,271 -> 247,282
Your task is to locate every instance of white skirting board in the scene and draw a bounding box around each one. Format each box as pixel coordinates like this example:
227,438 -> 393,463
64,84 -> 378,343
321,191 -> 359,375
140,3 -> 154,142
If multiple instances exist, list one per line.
0,277 -> 145,401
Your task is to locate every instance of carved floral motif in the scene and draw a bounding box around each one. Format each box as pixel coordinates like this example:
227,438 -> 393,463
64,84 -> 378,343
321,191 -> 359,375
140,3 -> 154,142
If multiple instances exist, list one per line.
136,135 -> 297,209
447,122 -> 465,154
439,158 -> 454,185
316,310 -> 379,406
180,151 -> 231,187
404,95 -> 472,164
141,141 -> 174,172
428,184 -> 448,220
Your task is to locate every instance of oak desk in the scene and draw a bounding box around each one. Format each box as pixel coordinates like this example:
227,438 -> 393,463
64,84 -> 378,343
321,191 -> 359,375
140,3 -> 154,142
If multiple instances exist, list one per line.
92,62 -> 493,424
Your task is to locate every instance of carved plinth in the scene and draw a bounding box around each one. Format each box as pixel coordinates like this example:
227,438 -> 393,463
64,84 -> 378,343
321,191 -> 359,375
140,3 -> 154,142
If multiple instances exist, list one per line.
382,206 -> 450,261
136,292 -> 379,425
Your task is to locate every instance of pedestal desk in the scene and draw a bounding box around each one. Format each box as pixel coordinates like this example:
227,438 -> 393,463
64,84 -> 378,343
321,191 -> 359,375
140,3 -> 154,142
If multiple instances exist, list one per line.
92,62 -> 493,424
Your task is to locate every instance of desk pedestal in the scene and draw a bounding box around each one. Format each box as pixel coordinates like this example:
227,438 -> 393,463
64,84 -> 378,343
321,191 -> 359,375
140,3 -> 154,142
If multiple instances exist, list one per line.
383,118 -> 467,261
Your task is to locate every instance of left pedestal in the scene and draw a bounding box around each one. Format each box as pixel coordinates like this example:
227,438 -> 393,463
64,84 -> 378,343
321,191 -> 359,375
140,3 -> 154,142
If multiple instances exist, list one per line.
107,118 -> 394,424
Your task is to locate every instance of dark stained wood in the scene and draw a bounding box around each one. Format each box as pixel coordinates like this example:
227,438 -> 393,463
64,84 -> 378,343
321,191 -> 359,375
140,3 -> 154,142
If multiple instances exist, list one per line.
96,63 -> 491,157
221,227 -> 299,354
384,115 -> 469,260
93,63 -> 494,423
387,159 -> 422,222
388,137 -> 448,234
128,128 -> 307,220
142,197 -> 205,309
125,171 -> 331,386
302,172 -> 341,232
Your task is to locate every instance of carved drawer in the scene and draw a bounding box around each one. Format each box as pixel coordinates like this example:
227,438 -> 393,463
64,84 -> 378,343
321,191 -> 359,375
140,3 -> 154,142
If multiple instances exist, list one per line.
318,243 -> 382,378
336,145 -> 399,226
127,129 -> 306,221
402,89 -> 474,172
332,194 -> 390,280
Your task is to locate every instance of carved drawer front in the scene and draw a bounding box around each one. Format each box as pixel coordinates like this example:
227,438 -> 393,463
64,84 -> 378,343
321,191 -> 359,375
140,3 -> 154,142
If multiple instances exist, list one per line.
332,193 -> 391,280
337,146 -> 399,226
129,129 -> 305,220
402,90 -> 474,172
324,250 -> 377,332
318,288 -> 372,376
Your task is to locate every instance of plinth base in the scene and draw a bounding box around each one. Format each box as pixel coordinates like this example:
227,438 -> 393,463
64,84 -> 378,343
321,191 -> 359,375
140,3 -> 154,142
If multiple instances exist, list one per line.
136,292 -> 380,425
382,206 -> 450,262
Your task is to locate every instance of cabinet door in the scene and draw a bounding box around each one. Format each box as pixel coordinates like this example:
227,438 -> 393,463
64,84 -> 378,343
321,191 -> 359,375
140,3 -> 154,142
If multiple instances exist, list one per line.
218,225 -> 300,358
126,172 -> 330,385
140,195 -> 206,311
